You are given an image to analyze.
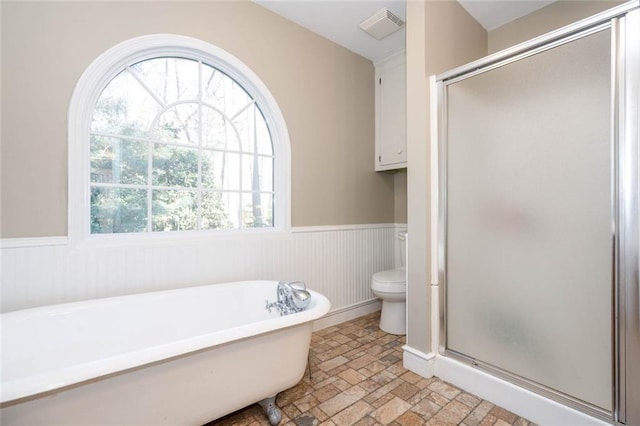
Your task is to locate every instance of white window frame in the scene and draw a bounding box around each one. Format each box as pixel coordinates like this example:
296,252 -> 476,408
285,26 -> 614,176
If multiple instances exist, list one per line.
69,34 -> 291,246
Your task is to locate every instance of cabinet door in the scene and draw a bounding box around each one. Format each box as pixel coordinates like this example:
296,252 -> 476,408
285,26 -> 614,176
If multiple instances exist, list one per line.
376,59 -> 406,171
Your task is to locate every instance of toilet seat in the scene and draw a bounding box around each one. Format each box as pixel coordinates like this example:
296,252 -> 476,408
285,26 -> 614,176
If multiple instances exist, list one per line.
372,268 -> 405,293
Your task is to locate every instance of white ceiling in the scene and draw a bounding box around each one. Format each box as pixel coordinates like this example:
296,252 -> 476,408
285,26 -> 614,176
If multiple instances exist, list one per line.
254,0 -> 407,62
457,0 -> 557,31
254,0 -> 556,62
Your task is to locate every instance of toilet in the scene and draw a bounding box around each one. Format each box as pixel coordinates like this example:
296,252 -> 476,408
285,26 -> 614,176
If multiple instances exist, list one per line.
371,266 -> 406,335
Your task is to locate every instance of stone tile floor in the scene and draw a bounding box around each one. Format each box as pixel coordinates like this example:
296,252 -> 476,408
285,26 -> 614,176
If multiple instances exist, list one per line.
208,312 -> 535,426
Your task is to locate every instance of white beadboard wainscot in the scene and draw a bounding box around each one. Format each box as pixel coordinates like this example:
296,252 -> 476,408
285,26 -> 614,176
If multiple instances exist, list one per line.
0,225 -> 406,325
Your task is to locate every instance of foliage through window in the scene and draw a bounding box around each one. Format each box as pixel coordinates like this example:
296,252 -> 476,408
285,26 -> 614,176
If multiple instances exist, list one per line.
90,57 -> 274,233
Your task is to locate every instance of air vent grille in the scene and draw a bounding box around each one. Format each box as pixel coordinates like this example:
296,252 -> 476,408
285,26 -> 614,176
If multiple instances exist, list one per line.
359,8 -> 405,40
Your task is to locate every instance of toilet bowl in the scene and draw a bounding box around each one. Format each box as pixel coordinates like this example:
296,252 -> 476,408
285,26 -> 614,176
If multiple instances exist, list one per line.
371,267 -> 406,335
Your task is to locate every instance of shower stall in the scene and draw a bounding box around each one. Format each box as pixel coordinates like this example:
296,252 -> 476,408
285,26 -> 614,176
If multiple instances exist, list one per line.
435,2 -> 638,424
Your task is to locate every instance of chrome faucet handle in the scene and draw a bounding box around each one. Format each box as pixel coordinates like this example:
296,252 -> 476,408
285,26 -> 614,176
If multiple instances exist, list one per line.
271,281 -> 312,315
266,299 -> 284,314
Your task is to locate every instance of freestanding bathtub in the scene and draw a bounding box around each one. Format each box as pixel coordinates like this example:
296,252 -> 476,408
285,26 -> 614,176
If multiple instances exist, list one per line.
0,280 -> 330,425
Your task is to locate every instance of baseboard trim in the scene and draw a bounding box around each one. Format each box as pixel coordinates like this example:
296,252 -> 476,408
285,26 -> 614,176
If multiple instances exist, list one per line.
435,356 -> 610,426
313,299 -> 381,331
402,345 -> 436,378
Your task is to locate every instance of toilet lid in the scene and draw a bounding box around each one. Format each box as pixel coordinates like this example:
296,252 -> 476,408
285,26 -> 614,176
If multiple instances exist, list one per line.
372,268 -> 406,285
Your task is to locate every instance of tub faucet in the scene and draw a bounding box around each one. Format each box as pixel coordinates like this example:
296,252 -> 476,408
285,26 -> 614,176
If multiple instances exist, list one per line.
265,281 -> 311,316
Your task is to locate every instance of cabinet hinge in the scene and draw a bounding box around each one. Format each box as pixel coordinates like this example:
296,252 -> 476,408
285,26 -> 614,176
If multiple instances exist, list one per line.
379,78 -> 382,85
378,155 -> 381,162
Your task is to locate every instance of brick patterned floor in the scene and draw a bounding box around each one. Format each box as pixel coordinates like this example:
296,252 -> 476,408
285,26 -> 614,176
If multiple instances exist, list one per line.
207,312 -> 535,426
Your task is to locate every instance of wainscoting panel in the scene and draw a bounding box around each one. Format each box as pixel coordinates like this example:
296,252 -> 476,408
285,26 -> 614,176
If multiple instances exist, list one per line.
0,225 -> 404,314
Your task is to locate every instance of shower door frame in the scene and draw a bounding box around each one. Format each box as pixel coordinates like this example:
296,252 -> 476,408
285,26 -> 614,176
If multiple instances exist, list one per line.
435,2 -> 639,423
614,5 -> 639,426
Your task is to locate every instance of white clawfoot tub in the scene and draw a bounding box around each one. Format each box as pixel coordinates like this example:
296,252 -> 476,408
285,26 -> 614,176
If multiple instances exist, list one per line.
0,280 -> 330,425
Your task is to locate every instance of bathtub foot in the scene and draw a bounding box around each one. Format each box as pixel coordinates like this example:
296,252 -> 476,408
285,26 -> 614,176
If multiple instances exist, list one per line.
258,395 -> 282,425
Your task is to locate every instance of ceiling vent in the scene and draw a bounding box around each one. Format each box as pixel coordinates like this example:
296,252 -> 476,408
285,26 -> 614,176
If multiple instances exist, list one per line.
359,7 -> 405,40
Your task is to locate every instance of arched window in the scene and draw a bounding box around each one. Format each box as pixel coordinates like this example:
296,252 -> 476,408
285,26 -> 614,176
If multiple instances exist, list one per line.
69,35 -> 290,242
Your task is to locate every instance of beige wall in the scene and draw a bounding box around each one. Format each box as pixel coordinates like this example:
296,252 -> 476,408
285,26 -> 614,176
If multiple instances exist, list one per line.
406,0 -> 487,355
0,1 -> 395,238
394,171 -> 407,223
489,0 -> 625,53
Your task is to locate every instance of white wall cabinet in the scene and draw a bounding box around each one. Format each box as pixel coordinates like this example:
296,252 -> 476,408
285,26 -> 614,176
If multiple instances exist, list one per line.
375,51 -> 406,171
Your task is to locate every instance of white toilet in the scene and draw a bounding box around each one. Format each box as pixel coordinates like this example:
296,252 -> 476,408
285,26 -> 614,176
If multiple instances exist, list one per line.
371,266 -> 406,335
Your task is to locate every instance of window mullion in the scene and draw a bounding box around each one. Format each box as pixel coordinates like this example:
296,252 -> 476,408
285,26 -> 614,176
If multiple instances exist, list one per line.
237,139 -> 243,230
230,100 -> 255,121
127,66 -> 167,108
147,138 -> 153,232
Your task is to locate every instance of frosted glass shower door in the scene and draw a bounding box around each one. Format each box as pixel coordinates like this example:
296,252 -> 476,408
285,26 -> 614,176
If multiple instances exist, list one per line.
443,28 -> 612,410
